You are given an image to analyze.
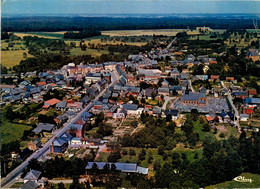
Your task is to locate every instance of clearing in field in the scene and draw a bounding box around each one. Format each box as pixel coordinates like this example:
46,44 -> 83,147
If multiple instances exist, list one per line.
88,38 -> 147,46
14,32 -> 62,39
101,29 -> 187,36
1,50 -> 33,68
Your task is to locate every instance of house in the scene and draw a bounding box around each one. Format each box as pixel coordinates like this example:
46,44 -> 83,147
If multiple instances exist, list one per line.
226,77 -> 235,82
247,89 -> 257,97
68,124 -> 84,138
246,49 -> 260,62
56,100 -> 67,112
122,104 -> 138,116
66,102 -> 83,112
50,138 -> 68,154
165,109 -> 179,120
171,69 -> 180,79
169,86 -> 184,95
69,137 -> 90,146
80,96 -> 91,106
182,91 -> 207,106
153,108 -> 161,116
43,98 -> 60,110
23,170 -> 41,184
193,75 -> 208,81
113,108 -> 127,119
85,73 -> 102,84
205,113 -> 219,123
210,75 -> 219,81
20,180 -> 39,189
85,162 -> 148,175
240,114 -> 249,122
244,98 -> 260,107
199,86 -> 208,94
144,89 -> 157,99
32,123 -> 55,134
28,138 -> 41,151
158,88 -> 169,96
232,91 -> 247,99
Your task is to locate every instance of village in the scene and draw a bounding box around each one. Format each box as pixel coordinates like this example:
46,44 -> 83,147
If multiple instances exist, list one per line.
1,27 -> 260,189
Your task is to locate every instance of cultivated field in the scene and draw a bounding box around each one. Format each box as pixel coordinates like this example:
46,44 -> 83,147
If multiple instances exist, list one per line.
1,50 -> 33,68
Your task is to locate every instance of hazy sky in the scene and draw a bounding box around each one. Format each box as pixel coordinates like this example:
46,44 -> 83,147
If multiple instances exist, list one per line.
2,0 -> 260,15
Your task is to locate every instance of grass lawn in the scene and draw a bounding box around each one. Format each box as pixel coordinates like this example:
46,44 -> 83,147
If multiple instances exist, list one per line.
10,182 -> 24,188
172,147 -> 203,163
206,173 -> 260,189
1,119 -> 32,144
1,49 -> 33,68
146,99 -> 159,106
96,152 -> 110,162
215,126 -> 239,140
69,47 -> 110,57
86,127 -> 99,137
193,120 -> 216,142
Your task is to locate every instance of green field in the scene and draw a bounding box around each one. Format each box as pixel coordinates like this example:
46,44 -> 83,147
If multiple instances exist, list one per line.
0,119 -> 32,144
69,47 -> 110,57
206,173 -> 260,189
193,120 -> 216,142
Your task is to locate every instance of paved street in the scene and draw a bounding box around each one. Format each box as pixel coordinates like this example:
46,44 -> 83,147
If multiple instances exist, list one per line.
162,96 -> 175,110
221,81 -> 241,132
188,80 -> 195,92
1,70 -> 119,188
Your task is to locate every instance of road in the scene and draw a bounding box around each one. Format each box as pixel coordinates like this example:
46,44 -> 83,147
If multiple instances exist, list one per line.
188,80 -> 195,92
162,96 -> 175,110
166,37 -> 177,49
221,81 -> 241,132
1,70 -> 119,188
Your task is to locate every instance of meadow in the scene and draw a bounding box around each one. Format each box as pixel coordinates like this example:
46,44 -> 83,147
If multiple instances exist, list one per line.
1,49 -> 33,68
206,173 -> 260,189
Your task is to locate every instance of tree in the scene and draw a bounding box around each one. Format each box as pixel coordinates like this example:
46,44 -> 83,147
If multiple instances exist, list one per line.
58,182 -> 66,189
138,149 -> 146,161
107,150 -> 121,163
129,149 -> 136,156
202,123 -> 211,132
166,114 -> 172,122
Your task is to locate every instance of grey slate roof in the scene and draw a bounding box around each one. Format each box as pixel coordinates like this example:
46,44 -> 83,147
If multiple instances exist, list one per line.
24,170 -> 41,181
20,181 -> 38,189
123,104 -> 138,110
33,123 -> 55,134
86,162 -> 148,174
56,100 -> 67,108
182,92 -> 206,102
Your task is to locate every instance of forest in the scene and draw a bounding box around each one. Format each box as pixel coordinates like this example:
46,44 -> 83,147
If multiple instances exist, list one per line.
2,16 -> 258,32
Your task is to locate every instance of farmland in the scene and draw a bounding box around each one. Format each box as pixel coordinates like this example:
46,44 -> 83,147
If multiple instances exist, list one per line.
1,49 -> 33,68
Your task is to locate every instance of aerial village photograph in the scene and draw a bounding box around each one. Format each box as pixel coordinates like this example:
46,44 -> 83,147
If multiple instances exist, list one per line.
0,0 -> 260,188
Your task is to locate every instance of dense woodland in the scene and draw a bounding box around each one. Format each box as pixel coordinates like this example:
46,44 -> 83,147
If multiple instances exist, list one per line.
2,16 -> 259,32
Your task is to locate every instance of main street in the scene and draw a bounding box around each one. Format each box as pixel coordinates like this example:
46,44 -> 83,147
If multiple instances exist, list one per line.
221,81 -> 241,132
1,70 -> 119,188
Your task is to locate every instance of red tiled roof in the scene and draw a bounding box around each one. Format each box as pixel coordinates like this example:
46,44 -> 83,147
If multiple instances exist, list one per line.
43,105 -> 50,109
38,81 -> 47,86
206,116 -> 213,121
50,83 -> 56,87
44,98 -> 60,106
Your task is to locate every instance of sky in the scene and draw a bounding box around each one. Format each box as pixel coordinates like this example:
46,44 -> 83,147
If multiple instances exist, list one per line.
2,0 -> 260,15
